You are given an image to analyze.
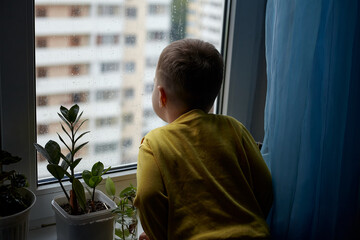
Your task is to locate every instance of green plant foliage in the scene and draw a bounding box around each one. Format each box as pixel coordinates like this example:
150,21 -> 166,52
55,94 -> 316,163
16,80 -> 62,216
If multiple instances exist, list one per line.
82,161 -> 111,203
106,178 -> 137,240
34,104 -> 108,215
0,150 -> 29,217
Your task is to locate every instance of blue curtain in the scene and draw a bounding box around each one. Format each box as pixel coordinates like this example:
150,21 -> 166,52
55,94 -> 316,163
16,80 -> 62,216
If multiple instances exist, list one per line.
262,0 -> 360,239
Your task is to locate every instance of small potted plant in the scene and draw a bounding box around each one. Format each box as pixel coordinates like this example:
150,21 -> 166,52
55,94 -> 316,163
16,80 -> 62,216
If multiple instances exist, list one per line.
0,150 -> 36,240
34,104 -> 116,240
106,177 -> 138,240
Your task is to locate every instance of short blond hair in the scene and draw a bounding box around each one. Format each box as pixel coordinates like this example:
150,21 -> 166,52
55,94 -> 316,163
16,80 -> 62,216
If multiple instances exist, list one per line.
157,39 -> 224,111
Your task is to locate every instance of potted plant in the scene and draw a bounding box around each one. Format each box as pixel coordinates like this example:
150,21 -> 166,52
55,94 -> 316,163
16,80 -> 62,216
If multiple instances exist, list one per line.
106,177 -> 138,240
0,150 -> 36,240
34,104 -> 116,240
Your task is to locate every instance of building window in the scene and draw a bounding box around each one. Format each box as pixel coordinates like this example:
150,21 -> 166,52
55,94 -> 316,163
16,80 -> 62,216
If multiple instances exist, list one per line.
72,92 -> 88,103
37,96 -> 48,106
144,83 -> 154,94
147,31 -> 167,41
148,4 -> 167,15
35,6 -> 47,17
70,6 -> 81,17
97,35 -> 119,45
122,113 -> 134,124
70,36 -> 80,47
70,65 -> 81,76
37,124 -> 49,135
36,38 -> 47,48
122,138 -> 133,148
101,62 -> 120,73
124,62 -> 135,73
125,7 -> 137,18
95,142 -> 118,154
124,35 -> 136,46
98,5 -> 120,16
124,88 -> 134,99
96,117 -> 118,127
96,90 -> 119,101
143,109 -> 155,118
37,67 -> 48,78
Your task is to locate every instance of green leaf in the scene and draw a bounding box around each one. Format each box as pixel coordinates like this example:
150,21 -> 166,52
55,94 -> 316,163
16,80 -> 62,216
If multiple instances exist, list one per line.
73,141 -> 89,155
34,143 -> 51,162
74,111 -> 84,126
71,158 -> 82,170
68,104 -> 79,123
57,113 -> 71,129
74,131 -> 90,144
45,140 -> 61,164
89,176 -> 102,188
47,164 -> 65,180
74,119 -> 88,136
61,124 -> 72,141
57,133 -> 71,153
106,177 -> 116,196
72,178 -> 86,211
103,166 -> 111,175
82,170 -> 92,186
60,106 -> 70,122
91,161 -> 104,176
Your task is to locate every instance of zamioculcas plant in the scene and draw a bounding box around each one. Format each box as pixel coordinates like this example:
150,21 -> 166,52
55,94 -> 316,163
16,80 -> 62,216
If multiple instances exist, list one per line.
82,161 -> 110,212
34,104 -> 95,214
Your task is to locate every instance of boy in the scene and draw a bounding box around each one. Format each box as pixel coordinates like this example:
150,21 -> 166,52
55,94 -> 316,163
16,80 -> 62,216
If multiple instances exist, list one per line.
134,39 -> 273,240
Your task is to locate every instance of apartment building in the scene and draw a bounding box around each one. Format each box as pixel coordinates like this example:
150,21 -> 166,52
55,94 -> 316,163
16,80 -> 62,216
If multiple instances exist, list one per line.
34,0 -> 223,179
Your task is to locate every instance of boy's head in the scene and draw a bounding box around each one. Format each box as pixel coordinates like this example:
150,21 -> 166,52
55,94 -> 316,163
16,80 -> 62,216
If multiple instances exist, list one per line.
155,39 -> 224,113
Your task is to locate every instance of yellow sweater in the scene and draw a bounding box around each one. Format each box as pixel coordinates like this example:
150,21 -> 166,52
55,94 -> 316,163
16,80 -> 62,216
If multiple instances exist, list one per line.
134,109 -> 273,240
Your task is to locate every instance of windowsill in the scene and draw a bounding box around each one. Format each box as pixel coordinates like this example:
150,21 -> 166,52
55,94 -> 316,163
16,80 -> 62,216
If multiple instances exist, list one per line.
29,224 -> 56,240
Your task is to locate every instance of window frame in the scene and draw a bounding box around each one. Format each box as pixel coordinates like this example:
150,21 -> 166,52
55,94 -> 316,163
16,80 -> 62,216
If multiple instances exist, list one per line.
0,0 -> 267,228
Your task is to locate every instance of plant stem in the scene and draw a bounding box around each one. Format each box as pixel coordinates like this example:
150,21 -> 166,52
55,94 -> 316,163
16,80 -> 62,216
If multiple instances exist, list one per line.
59,180 -> 70,201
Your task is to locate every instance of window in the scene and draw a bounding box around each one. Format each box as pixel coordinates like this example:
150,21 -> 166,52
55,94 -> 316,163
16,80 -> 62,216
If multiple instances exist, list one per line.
35,6 -> 47,17
4,0 -> 271,226
148,4 -> 167,15
124,61 -> 135,73
125,35 -> 136,46
95,142 -> 118,154
70,6 -> 81,17
144,83 -> 154,94
36,38 -> 47,48
98,5 -> 121,16
96,117 -> 119,127
147,31 -> 167,41
72,92 -> 88,103
37,67 -> 48,78
96,90 -> 119,101
122,113 -> 134,125
101,62 -> 120,73
70,65 -> 81,76
70,36 -> 80,46
125,7 -> 137,18
97,35 -> 120,45
124,88 -> 135,99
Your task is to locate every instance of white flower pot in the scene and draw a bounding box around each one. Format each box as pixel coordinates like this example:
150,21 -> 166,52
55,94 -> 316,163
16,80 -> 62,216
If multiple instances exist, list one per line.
52,189 -> 117,240
0,188 -> 36,240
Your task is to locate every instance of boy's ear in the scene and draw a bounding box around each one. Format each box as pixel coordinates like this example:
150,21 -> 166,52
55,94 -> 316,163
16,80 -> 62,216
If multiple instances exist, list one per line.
158,86 -> 167,107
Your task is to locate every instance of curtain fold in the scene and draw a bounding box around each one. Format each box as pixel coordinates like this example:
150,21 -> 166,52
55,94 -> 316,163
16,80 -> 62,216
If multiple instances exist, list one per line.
262,0 -> 360,239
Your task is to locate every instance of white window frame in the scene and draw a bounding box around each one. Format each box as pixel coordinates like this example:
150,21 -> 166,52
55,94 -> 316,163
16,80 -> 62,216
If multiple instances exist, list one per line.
0,0 -> 267,228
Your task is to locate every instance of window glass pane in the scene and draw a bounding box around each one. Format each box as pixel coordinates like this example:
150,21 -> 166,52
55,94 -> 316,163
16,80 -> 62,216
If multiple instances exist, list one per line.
35,0 -> 225,181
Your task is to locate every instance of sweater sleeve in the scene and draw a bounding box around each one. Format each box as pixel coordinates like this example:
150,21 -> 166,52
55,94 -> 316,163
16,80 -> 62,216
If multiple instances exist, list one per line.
134,138 -> 168,240
241,128 -> 273,218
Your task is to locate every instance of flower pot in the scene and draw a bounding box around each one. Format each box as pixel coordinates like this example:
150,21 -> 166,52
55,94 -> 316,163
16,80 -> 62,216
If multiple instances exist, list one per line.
0,188 -> 36,240
52,189 -> 117,240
